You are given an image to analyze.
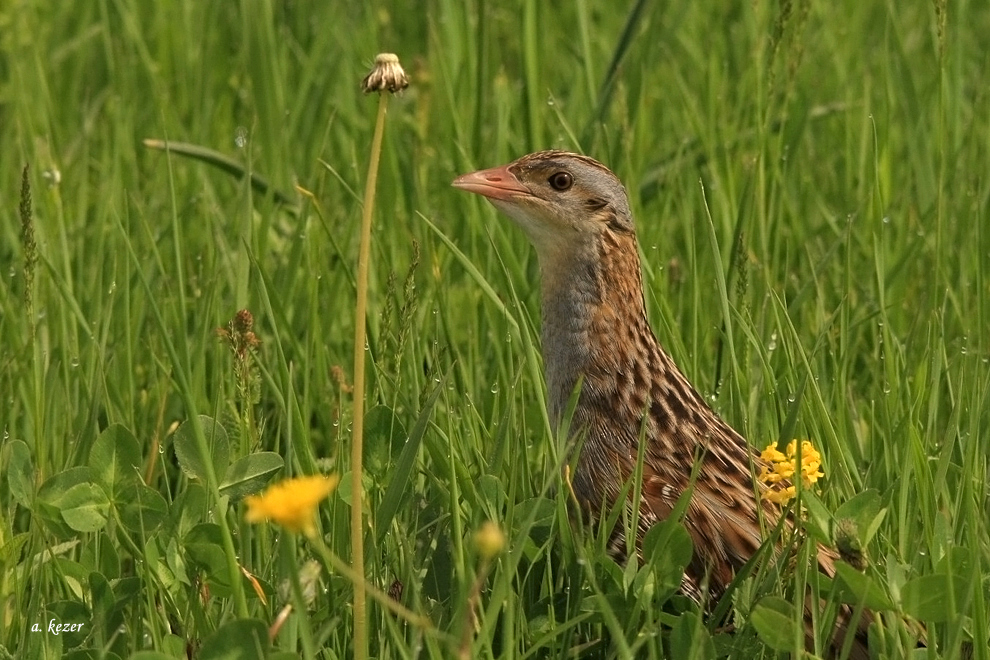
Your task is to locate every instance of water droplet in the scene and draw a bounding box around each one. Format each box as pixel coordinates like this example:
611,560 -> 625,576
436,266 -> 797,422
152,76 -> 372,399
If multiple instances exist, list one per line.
43,168 -> 61,186
234,126 -> 248,148
108,280 -> 117,295
882,216 -> 891,224
490,382 -> 499,394
70,357 -> 80,368
767,331 -> 778,352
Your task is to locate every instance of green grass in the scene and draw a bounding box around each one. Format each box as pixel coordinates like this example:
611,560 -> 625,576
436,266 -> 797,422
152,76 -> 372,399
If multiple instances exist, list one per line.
1,0 -> 988,658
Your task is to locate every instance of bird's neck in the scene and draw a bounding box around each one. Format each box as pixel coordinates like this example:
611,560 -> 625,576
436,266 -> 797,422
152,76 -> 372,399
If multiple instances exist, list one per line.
539,231 -> 656,426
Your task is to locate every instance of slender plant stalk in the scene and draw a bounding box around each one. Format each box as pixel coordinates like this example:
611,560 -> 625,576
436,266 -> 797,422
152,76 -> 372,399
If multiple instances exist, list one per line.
309,536 -> 434,630
351,88 -> 389,660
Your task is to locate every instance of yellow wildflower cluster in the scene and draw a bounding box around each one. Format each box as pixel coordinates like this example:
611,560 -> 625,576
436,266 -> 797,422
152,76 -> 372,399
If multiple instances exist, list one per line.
759,440 -> 824,505
245,475 -> 339,536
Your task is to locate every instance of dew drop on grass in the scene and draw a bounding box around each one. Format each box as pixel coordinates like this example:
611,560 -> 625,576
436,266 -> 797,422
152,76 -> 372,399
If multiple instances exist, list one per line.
70,357 -> 80,368
882,216 -> 891,224
490,382 -> 499,394
767,331 -> 778,351
234,126 -> 248,148
108,281 -> 116,295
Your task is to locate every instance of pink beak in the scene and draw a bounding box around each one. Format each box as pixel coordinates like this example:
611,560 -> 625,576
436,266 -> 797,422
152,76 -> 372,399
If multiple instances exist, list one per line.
451,164 -> 529,201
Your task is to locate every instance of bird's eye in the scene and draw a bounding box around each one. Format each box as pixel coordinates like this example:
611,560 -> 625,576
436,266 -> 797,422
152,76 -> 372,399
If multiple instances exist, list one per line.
548,171 -> 573,191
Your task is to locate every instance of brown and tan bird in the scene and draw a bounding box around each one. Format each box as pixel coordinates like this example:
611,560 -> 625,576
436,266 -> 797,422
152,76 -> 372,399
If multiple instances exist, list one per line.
453,151 -> 867,656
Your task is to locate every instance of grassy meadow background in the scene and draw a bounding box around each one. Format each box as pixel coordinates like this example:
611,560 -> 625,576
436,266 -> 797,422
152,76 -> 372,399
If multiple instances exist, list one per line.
2,0 -> 988,658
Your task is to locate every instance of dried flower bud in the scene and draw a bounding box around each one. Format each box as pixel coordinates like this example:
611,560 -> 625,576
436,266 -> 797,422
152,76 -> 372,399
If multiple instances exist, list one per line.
835,518 -> 867,571
361,53 -> 408,94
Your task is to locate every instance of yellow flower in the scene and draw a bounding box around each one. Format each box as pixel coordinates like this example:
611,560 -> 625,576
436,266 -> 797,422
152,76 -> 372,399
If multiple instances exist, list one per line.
474,521 -> 506,560
245,475 -> 339,536
758,440 -> 824,504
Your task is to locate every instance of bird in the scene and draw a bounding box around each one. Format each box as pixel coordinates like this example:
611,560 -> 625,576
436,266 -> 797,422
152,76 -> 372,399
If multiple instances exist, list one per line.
452,150 -> 868,656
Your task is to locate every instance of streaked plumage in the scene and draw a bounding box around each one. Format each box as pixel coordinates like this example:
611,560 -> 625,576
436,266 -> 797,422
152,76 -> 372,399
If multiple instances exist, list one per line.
453,151 -> 866,656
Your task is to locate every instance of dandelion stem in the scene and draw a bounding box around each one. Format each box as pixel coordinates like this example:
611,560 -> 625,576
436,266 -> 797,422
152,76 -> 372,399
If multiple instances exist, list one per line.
285,541 -> 317,660
351,85 -> 389,660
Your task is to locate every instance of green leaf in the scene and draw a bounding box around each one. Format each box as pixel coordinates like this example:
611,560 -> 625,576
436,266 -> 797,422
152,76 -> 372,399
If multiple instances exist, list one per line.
173,415 -> 230,484
643,517 -> 693,594
833,561 -> 895,611
750,596 -> 802,651
364,404 -> 407,476
89,424 -> 142,490
184,524 -> 230,580
45,600 -> 91,648
669,611 -> 715,660
37,468 -> 108,533
118,483 -> 168,534
58,483 -> 111,532
198,618 -> 269,660
219,452 -> 283,500
834,489 -> 885,546
6,439 -> 35,507
128,653 -> 180,660
375,374 -> 447,544
0,533 -> 31,569
900,574 -> 969,622
184,524 -> 236,593
89,571 -> 115,640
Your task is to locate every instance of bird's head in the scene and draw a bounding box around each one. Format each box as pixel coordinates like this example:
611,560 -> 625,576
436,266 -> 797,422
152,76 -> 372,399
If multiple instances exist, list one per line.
452,151 -> 634,263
